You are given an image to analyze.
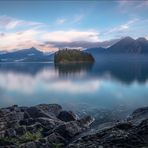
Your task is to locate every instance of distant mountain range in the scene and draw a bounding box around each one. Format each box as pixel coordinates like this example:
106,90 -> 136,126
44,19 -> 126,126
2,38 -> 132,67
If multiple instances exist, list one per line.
86,37 -> 148,57
0,37 -> 148,62
0,47 -> 54,62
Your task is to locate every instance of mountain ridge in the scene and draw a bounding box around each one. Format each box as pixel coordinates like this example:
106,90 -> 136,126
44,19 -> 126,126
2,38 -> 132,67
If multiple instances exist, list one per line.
0,47 -> 53,62
86,37 -> 148,56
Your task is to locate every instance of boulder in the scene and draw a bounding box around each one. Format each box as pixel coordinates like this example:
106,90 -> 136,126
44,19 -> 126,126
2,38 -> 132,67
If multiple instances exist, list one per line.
47,132 -> 66,145
54,121 -> 87,140
36,117 -> 62,130
26,107 -> 53,119
57,111 -> 76,122
15,126 -> 26,136
36,104 -> 62,116
131,106 -> 148,119
20,141 -> 37,148
5,128 -> 16,137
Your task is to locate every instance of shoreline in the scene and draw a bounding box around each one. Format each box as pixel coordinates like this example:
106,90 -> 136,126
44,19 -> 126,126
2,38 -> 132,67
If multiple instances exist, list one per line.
0,104 -> 148,147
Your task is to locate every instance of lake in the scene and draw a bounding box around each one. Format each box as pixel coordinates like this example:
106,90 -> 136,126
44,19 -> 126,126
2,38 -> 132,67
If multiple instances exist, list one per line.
1,55 -> 148,125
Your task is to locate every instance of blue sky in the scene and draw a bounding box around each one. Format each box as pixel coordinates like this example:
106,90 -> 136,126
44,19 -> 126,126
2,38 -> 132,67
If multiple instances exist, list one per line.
0,0 -> 148,51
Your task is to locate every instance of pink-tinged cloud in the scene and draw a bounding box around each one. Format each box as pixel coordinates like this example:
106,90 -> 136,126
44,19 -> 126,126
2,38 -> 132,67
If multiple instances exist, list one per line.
42,30 -> 99,42
0,29 -> 100,52
0,29 -> 58,52
0,15 -> 43,29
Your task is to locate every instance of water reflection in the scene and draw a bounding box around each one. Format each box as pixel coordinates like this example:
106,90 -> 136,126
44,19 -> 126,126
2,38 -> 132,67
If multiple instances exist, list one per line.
0,56 -> 148,123
55,63 -> 94,78
54,56 -> 148,84
0,62 -> 53,76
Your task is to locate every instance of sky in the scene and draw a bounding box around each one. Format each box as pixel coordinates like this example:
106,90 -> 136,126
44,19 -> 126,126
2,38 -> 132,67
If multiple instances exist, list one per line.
0,0 -> 148,52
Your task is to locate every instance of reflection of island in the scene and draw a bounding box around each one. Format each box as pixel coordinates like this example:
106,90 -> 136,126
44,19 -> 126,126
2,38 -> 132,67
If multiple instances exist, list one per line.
55,63 -> 94,77
0,56 -> 148,84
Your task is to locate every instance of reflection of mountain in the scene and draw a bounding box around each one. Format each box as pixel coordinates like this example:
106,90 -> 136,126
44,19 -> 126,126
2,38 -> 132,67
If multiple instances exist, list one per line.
91,56 -> 148,84
0,57 -> 148,84
0,63 -> 53,75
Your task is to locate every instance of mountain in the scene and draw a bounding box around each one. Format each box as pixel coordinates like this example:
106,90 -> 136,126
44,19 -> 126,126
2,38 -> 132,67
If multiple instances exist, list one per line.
86,37 -> 148,57
0,47 -> 54,62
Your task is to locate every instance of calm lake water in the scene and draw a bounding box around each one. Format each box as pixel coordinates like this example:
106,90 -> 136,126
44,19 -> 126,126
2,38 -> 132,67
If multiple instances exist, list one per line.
1,55 -> 148,124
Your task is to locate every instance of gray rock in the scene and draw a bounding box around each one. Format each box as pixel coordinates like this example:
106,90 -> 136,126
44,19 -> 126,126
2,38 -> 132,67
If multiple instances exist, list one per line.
36,117 -> 62,130
20,141 -> 37,148
5,128 -> 16,137
47,132 -> 66,145
19,118 -> 36,126
26,106 -> 53,119
26,123 -> 42,133
55,121 -> 87,140
0,130 -> 5,138
57,111 -> 76,122
36,104 -> 62,116
15,126 -> 26,136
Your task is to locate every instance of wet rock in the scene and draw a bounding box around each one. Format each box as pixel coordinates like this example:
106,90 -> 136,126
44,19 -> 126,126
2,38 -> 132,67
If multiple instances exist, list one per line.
57,111 -> 76,122
0,121 -> 7,131
4,111 -> 24,122
20,141 -> 37,148
26,123 -> 42,133
68,117 -> 148,148
78,116 -> 94,127
15,126 -> 26,136
55,121 -> 87,141
0,138 -> 15,147
0,130 -> 5,138
5,128 -> 16,137
115,122 -> 133,130
132,106 -> 148,118
47,132 -> 66,145
37,104 -> 62,116
1,104 -> 148,148
19,118 -> 36,126
26,106 -> 53,119
36,117 -> 62,130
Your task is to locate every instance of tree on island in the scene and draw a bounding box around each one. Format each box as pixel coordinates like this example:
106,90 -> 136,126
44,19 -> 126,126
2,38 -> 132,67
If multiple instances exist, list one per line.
54,48 -> 95,64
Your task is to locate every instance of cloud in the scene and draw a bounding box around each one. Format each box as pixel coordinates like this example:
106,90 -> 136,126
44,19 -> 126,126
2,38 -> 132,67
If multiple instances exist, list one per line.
135,1 -> 148,8
0,29 -> 58,52
56,18 -> 66,25
109,19 -> 138,33
0,29 -> 99,51
0,15 -> 43,29
55,14 -> 84,25
0,70 -> 101,94
73,14 -> 84,23
42,30 -> 99,42
117,0 -> 148,13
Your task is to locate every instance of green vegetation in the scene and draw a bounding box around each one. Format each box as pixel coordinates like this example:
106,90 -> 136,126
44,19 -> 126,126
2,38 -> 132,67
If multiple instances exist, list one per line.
0,131 -> 42,146
54,49 -> 95,64
52,143 -> 64,148
18,131 -> 42,143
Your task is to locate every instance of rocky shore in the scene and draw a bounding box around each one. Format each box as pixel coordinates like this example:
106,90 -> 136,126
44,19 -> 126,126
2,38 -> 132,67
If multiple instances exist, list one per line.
0,104 -> 148,148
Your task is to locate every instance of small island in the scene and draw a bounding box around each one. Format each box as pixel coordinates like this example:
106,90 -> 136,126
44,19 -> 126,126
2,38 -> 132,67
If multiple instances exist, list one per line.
54,49 -> 95,64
